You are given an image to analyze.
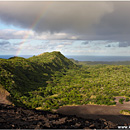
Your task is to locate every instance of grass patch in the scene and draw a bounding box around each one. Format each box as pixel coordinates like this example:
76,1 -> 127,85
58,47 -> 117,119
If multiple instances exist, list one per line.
120,110 -> 130,115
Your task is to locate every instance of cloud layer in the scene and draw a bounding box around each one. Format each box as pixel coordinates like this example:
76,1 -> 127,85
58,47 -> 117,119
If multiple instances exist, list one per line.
1,2 -> 130,42
0,1 -> 130,55
0,2 -> 114,40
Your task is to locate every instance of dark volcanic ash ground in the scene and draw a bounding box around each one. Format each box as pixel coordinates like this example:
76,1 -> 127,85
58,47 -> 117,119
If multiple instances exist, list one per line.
0,103 -> 118,129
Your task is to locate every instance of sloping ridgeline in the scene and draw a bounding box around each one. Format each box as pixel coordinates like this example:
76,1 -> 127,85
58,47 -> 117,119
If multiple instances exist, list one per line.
0,51 -> 77,109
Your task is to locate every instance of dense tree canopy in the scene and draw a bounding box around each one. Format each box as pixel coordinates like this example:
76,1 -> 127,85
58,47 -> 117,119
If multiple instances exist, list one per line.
0,51 -> 130,110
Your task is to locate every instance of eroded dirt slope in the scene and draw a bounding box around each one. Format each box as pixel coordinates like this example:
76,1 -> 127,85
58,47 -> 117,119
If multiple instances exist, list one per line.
0,86 -> 12,105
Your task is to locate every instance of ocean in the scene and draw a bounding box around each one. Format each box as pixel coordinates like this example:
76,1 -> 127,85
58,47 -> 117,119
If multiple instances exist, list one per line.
1,55 -> 130,62
66,55 -> 130,62
0,55 -> 33,59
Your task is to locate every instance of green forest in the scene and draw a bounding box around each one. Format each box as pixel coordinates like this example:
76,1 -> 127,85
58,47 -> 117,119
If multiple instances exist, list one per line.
0,51 -> 130,110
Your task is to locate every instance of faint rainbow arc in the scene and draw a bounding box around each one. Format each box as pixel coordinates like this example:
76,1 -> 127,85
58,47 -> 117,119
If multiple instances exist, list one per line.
16,11 -> 44,56
16,3 -> 52,56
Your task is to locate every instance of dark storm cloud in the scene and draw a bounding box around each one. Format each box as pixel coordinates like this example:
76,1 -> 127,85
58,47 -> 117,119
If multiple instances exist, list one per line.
92,2 -> 130,42
0,1 -> 130,43
0,2 -> 113,37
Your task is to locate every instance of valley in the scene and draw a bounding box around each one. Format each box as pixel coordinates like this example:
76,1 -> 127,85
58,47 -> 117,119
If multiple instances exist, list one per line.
0,51 -> 130,128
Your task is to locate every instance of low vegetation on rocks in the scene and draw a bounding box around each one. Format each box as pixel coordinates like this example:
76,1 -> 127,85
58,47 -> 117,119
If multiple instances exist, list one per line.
120,110 -> 130,115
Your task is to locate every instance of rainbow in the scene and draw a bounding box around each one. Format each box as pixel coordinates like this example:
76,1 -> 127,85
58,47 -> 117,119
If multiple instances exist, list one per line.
16,3 -> 53,56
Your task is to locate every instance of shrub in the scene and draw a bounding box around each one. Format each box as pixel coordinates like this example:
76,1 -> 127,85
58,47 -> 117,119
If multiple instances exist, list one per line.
119,98 -> 124,104
125,98 -> 129,102
120,110 -> 130,115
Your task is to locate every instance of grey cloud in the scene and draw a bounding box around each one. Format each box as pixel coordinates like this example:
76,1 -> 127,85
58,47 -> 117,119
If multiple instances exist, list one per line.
44,40 -> 73,46
118,42 -> 130,47
0,30 -> 16,40
1,2 -> 130,43
0,29 -> 33,40
0,40 -> 18,53
92,2 -> 130,42
0,2 -> 113,36
82,41 -> 90,45
105,45 -> 111,47
0,40 -> 10,46
62,42 -> 72,45
31,40 -> 71,51
105,42 -> 119,47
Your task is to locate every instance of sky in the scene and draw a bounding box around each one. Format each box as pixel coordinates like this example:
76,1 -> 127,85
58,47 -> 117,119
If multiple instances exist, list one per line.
0,1 -> 130,56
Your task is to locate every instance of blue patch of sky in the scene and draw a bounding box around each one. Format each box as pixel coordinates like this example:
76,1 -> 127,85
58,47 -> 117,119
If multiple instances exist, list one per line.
2,39 -> 46,46
0,20 -> 25,30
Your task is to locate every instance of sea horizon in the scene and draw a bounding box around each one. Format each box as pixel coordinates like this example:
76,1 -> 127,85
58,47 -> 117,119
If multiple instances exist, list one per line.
1,55 -> 130,62
66,55 -> 130,62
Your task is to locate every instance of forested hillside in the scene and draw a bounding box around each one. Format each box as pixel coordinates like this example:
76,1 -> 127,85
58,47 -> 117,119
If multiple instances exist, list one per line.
0,51 -> 130,110
0,51 -> 77,108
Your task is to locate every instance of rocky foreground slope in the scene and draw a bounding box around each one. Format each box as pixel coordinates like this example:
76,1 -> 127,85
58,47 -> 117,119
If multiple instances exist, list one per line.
0,103 -> 118,129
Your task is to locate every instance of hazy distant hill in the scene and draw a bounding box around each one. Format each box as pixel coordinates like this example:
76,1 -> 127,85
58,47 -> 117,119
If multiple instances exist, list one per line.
70,58 -> 130,65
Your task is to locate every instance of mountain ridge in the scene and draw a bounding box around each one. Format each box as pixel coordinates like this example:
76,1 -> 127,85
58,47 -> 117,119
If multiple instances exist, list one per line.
0,51 -> 77,108
0,51 -> 130,128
